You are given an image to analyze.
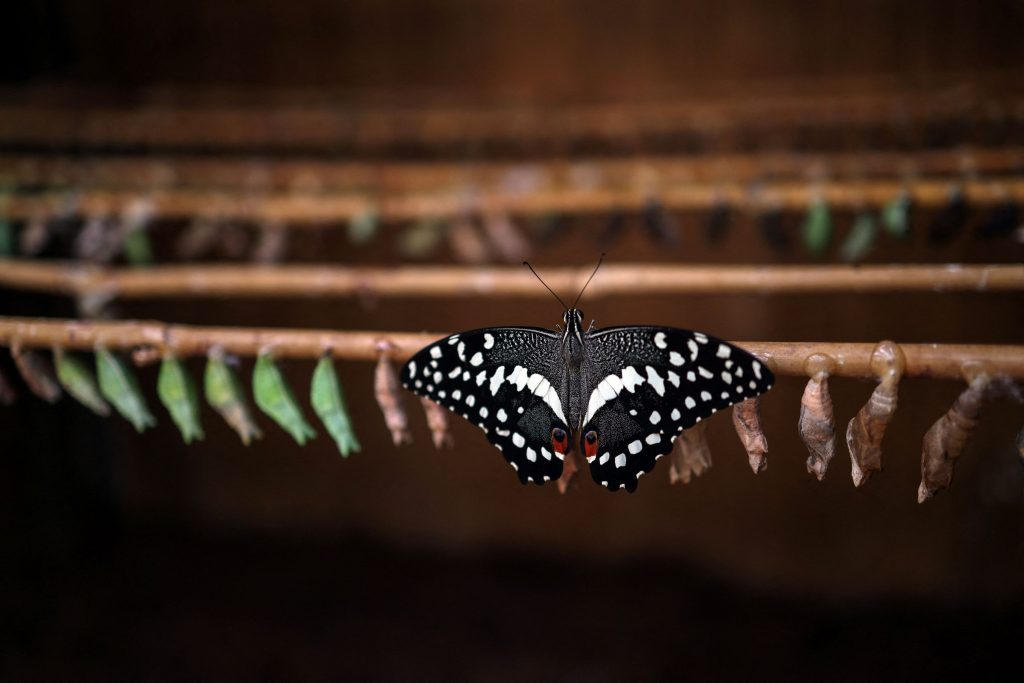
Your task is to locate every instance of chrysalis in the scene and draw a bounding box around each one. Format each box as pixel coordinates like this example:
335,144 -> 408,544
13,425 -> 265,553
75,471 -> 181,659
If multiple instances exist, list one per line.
802,196 -> 831,257
881,191 -> 911,239
157,355 -> 204,443
11,346 -> 62,403
204,349 -> 262,445
310,355 -> 361,457
96,347 -> 156,432
396,217 -> 445,258
348,205 -> 379,245
840,211 -> 878,263
668,422 -> 712,485
55,349 -> 111,416
121,198 -> 155,266
253,352 -> 316,445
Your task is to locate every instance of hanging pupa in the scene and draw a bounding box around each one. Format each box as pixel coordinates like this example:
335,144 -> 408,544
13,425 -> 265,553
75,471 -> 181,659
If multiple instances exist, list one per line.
419,396 -> 453,449
641,198 -> 679,246
448,215 -> 491,264
347,205 -> 379,245
396,217 -> 445,259
481,211 -> 530,262
374,350 -> 411,445
799,356 -> 836,480
668,421 -> 712,484
846,341 -> 904,486
157,355 -> 204,443
881,191 -> 912,239
74,214 -> 122,263
802,194 -> 832,257
0,185 -> 13,256
732,396 -> 768,474
918,374 -> 989,502
204,349 -> 262,445
253,351 -> 316,445
54,349 -> 110,416
310,354 -> 361,457
10,346 -> 62,403
252,220 -> 290,264
840,211 -> 878,263
96,347 -> 156,432
120,198 -> 155,266
928,186 -> 968,244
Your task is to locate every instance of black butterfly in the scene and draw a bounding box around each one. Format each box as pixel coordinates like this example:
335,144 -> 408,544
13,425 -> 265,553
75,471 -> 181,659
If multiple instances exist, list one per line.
400,261 -> 774,492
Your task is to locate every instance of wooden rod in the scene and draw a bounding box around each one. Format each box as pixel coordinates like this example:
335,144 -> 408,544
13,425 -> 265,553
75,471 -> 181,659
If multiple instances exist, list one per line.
1,316 -> 1021,380
2,147 -> 1021,192
0,88 -> 1020,149
5,178 -> 1024,222
1,263 -> 1021,300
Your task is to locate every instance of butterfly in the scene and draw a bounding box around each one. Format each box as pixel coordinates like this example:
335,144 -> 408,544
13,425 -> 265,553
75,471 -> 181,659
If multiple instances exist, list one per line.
400,259 -> 774,492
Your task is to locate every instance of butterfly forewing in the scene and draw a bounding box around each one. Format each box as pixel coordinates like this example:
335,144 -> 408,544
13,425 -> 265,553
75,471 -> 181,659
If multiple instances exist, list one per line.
400,327 -> 570,485
580,326 -> 774,491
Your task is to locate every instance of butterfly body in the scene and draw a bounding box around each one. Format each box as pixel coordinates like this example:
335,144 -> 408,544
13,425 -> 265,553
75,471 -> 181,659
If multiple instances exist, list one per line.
400,308 -> 773,492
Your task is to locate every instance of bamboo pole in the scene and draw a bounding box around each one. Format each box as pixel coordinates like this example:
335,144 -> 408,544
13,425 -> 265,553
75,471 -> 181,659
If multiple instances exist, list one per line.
0,87 -> 1019,149
1,262 -> 1022,299
2,147 -> 1021,192
1,316 -> 1022,380
4,178 -> 1024,222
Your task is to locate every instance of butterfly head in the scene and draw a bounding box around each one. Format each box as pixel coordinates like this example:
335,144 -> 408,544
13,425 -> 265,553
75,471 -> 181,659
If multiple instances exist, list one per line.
561,308 -> 585,350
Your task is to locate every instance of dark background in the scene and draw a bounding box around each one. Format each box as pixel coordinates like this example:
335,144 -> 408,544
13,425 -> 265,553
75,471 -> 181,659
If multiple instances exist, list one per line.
2,1 -> 1023,680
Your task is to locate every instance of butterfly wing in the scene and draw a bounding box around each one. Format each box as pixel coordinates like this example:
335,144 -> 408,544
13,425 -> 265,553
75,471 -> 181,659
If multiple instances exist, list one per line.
400,327 -> 570,485
581,326 -> 774,492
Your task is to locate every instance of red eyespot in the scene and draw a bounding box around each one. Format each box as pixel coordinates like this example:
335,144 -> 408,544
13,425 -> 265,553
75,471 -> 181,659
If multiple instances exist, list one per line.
551,427 -> 568,454
583,430 -> 599,460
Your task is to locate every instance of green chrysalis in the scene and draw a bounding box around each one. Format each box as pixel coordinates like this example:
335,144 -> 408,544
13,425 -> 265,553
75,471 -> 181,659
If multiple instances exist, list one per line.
96,347 -> 156,432
253,352 -> 316,445
157,356 -> 204,443
310,355 -> 361,457
204,351 -> 262,445
55,349 -> 110,416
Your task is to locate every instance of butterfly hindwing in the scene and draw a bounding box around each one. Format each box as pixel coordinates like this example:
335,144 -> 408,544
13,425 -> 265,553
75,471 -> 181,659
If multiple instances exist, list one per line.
400,327 -> 569,485
581,326 -> 774,492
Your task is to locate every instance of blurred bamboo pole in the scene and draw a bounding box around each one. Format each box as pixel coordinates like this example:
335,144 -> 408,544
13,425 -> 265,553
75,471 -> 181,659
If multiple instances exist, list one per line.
1,262 -> 1021,299
1,316 -> 1022,380
0,87 -> 1020,148
5,178 -> 1024,222
2,147 -> 1021,191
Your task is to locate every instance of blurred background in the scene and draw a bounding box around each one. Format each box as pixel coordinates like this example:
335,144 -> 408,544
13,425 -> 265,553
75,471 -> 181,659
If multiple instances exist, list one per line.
1,1 -> 1023,680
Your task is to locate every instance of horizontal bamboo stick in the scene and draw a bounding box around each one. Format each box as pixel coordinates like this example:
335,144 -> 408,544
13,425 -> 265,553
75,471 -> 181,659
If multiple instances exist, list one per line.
1,316 -> 1022,380
0,87 -> 1020,149
4,178 -> 1024,222
1,262 -> 1021,299
2,147 -> 1020,192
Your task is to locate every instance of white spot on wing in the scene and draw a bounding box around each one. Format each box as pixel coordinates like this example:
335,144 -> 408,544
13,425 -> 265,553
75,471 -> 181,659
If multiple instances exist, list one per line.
698,366 -> 713,379
649,410 -> 661,425
716,344 -> 731,359
466,394 -> 476,407
685,396 -> 696,409
688,339 -> 699,361
525,446 -> 536,461
497,408 -> 508,422
646,366 -> 666,396
646,433 -> 661,445
430,346 -> 442,359
654,332 -> 667,349
671,408 -> 681,420
488,366 -> 505,394
614,453 -> 627,468
669,351 -> 685,366
469,352 -> 484,367
599,453 -> 610,465
700,391 -> 712,401
628,440 -> 643,454
668,370 -> 680,387
512,432 -> 526,448
483,333 -> 495,349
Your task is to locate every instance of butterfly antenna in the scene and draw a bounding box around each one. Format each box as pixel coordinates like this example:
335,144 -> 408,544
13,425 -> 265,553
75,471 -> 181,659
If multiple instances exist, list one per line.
522,261 -> 569,310
572,253 -> 606,309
